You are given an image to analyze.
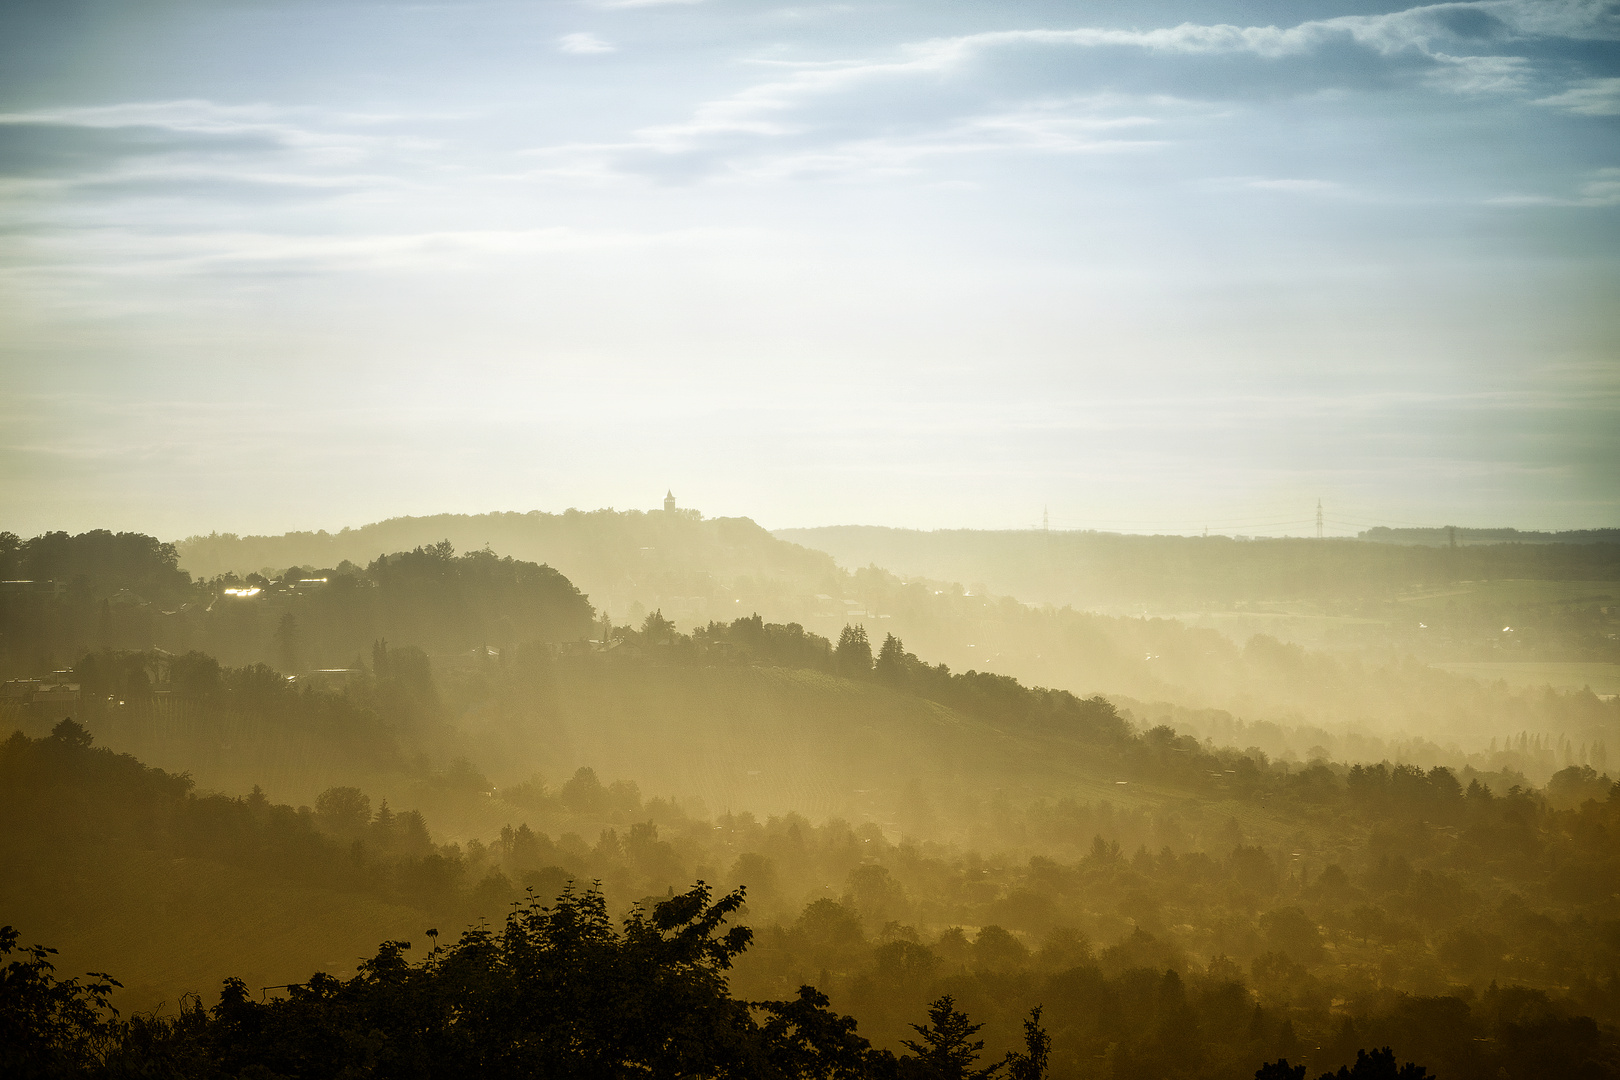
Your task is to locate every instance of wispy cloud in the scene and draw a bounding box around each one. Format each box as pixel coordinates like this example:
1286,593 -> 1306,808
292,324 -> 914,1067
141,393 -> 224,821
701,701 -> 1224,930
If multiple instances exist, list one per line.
520,94 -> 1184,186
0,100 -> 294,133
8,3 -> 1603,201
1425,53 -> 1532,93
1,0 -> 1615,533
1499,0 -> 1620,41
1242,178 -> 1346,194
815,4 -> 1530,67
0,100 -> 442,174
0,99 -> 448,210
0,100 -> 443,148
515,2 -> 1594,187
558,33 -> 615,55
1486,168 -> 1620,207
0,224 -> 775,283
1534,76 -> 1620,115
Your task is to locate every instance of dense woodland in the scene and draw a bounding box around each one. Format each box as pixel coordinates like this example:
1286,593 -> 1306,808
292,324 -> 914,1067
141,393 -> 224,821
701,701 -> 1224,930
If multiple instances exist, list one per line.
6,527 -> 1616,789
3,528 -> 1615,813
6,718 -> 1605,1077
4,645 -> 1619,1075
4,526 -> 1619,1077
0,530 -> 594,675
166,510 -> 1620,673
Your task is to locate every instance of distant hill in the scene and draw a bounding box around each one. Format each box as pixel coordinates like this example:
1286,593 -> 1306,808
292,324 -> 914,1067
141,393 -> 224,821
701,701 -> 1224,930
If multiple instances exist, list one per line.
1359,526 -> 1620,546
772,526 -> 1620,672
16,519 -> 1618,764
9,606 -> 1610,851
773,526 -> 1620,612
0,532 -> 594,674
176,509 -> 841,627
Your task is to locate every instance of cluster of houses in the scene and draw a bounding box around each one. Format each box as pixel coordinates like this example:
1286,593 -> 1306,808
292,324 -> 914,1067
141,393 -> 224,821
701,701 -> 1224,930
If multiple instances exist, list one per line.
1,677 -> 80,706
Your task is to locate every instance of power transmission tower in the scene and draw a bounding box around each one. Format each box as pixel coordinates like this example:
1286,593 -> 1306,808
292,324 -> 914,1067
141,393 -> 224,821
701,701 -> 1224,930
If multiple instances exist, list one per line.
1316,498 -> 1323,539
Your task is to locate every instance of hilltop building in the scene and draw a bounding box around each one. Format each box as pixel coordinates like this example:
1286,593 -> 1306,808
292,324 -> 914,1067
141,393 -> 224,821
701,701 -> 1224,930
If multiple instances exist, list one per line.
664,490 -> 677,513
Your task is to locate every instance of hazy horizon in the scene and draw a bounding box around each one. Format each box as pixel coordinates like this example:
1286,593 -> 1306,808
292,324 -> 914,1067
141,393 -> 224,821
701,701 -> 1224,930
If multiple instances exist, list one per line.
3,0 -> 1618,539
6,6 -> 1620,1075
10,501 -> 1620,550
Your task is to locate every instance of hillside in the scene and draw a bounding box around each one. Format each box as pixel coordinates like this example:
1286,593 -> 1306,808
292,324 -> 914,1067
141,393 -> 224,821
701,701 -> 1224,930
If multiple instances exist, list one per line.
774,527 -> 1620,624
9,526 -> 1617,783
0,721 -> 449,1012
166,517 -> 1620,760
6,586 -> 1618,1076
10,608 -> 1606,852
1362,527 -> 1620,547
6,693 -> 1620,1077
1,631 -> 1190,847
776,527 -> 1620,676
0,531 -> 594,675
174,508 -> 841,627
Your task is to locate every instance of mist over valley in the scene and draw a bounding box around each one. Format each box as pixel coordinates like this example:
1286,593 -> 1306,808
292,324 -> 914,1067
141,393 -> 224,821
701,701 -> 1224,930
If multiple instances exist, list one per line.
4,0 -> 1619,1074
3,508 -> 1618,1078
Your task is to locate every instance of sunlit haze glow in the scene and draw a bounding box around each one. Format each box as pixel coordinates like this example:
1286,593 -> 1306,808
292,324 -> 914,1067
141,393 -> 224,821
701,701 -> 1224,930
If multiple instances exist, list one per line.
3,0 -> 1617,538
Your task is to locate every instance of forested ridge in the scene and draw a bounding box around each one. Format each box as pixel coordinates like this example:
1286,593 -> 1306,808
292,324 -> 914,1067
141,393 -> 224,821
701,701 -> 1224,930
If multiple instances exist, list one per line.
7,528 -> 1616,784
6,0 -> 1617,1071
0,530 -> 593,675
774,526 -> 1620,607
5,529 -> 1620,1077
4,682 -> 1618,1076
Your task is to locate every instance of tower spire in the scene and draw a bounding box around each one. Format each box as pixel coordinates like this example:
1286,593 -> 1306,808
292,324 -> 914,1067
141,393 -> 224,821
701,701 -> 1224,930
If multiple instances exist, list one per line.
1316,498 -> 1323,539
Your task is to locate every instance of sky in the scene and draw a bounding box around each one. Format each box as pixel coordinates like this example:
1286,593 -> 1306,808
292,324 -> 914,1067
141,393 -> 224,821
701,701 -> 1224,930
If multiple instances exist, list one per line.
1,0 -> 1617,540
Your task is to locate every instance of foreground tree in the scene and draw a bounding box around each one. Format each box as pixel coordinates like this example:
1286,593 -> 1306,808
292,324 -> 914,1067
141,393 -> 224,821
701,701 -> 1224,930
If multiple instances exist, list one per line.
9,885 -> 1443,1080
900,997 -> 1049,1080
1255,1048 -> 1434,1080
198,881 -> 880,1079
902,996 -> 995,1080
0,926 -> 121,1079
1,885 -> 1045,1079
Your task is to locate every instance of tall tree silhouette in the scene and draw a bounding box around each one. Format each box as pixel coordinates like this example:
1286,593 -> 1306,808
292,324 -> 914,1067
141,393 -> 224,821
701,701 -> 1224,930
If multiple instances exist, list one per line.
836,624 -> 873,677
901,996 -> 999,1080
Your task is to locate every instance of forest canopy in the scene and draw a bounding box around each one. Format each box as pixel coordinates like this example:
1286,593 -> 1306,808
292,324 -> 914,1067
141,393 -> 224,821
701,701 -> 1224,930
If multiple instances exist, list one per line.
4,527 -> 1618,1079
0,531 -> 594,674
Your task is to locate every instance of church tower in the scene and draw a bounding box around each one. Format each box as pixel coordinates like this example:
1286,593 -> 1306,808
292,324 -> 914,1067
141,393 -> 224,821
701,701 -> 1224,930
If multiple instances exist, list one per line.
664,490 -> 676,513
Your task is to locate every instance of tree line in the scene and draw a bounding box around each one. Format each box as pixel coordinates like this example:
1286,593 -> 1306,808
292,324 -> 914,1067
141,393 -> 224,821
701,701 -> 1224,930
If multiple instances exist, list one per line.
4,716 -> 1615,1076
0,531 -> 594,675
4,881 -> 1061,1080
5,886 -> 1451,1080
